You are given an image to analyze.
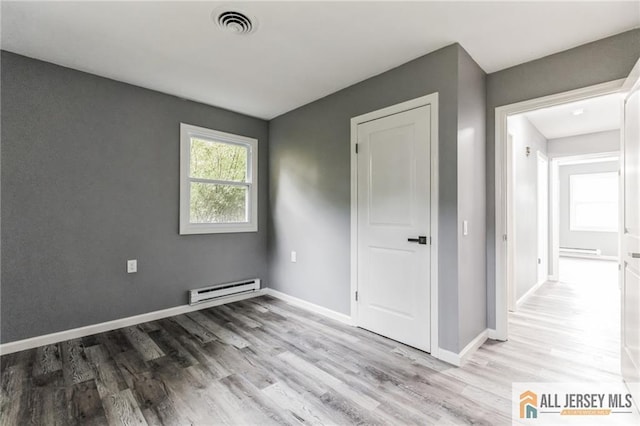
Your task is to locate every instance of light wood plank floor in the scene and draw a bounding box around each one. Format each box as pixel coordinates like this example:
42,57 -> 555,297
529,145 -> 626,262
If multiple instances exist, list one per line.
0,261 -> 629,425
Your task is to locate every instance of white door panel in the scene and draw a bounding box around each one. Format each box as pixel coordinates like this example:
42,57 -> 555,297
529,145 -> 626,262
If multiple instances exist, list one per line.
357,105 -> 431,352
367,247 -> 416,317
369,127 -> 414,225
622,59 -> 640,407
624,265 -> 640,364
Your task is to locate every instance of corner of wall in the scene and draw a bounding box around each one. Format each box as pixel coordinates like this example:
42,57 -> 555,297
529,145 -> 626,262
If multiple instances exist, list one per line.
456,44 -> 488,351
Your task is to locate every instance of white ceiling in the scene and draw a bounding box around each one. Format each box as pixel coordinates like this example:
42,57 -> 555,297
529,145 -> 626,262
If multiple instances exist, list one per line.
521,92 -> 624,139
2,1 -> 639,119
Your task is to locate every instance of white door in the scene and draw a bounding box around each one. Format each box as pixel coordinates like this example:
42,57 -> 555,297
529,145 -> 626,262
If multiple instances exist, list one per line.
622,60 -> 640,406
357,105 -> 431,352
537,153 -> 549,285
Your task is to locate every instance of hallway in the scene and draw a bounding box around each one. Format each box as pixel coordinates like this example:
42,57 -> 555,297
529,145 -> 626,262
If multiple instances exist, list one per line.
502,257 -> 620,382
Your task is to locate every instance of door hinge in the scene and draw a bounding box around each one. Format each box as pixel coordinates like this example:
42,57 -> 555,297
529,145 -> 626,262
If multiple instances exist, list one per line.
355,291 -> 358,301
355,143 -> 359,154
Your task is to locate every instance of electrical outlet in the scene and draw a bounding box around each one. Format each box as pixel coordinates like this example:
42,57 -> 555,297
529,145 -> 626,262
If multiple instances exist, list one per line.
291,251 -> 297,263
127,259 -> 137,273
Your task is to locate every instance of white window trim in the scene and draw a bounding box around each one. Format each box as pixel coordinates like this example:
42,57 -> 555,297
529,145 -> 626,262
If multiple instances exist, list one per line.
569,172 -> 618,233
180,123 -> 258,235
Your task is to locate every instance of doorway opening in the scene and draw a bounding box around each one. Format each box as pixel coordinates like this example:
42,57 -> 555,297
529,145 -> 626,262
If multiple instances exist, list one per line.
496,88 -> 626,394
504,93 -> 623,368
495,60 -> 640,406
504,92 -> 623,317
494,79 -> 626,340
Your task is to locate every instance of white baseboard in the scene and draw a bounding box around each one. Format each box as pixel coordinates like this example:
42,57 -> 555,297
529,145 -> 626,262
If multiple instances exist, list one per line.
560,253 -> 618,261
599,255 -> 618,261
0,289 -> 266,355
263,288 -> 352,325
263,289 -> 467,367
516,279 -> 546,308
437,329 -> 489,367
437,348 -> 460,366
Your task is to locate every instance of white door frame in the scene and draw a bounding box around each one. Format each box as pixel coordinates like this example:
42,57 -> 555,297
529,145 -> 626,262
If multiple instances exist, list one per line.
350,93 -> 439,359
506,133 -> 517,311
494,79 -> 624,341
550,157 -> 560,282
537,151 -> 549,286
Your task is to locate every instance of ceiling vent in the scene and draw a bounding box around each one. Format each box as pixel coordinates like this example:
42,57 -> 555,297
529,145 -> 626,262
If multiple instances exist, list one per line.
214,10 -> 256,35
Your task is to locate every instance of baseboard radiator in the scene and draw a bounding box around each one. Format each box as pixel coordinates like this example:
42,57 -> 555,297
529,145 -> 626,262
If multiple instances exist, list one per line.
559,247 -> 601,257
189,278 -> 260,305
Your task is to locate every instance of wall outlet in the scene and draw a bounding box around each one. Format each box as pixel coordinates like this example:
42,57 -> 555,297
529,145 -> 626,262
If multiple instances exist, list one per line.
127,259 -> 137,273
290,251 -> 297,263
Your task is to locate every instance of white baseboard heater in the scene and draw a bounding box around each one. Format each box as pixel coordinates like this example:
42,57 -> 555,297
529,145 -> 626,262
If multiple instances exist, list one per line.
189,278 -> 260,305
560,247 -> 601,256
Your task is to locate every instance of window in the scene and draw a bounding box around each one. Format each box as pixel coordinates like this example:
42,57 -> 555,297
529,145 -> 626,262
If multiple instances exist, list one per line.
180,123 -> 257,234
569,172 -> 618,232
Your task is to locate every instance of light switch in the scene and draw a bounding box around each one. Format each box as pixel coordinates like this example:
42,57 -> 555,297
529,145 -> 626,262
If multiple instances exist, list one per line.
291,251 -> 297,263
463,220 -> 469,236
127,259 -> 137,273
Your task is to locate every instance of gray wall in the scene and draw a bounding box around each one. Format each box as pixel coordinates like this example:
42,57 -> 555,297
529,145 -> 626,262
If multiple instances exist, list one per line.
548,130 -> 620,158
457,48 -> 487,349
6,27 -> 637,348
486,29 -> 640,328
559,161 -> 619,257
508,115 -> 548,300
1,51 -> 270,343
269,44 -> 465,352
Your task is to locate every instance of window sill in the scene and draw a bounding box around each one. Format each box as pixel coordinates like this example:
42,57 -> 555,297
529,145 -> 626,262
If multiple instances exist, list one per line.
180,223 -> 258,235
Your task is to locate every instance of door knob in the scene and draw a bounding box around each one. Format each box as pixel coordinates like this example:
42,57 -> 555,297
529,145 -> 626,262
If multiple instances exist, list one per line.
408,236 -> 428,245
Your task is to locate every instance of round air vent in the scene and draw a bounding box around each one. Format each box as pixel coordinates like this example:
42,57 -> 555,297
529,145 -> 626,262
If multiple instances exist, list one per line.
214,10 -> 256,35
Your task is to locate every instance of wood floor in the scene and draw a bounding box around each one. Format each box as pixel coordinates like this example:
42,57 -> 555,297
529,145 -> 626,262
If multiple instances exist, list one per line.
0,260 -> 629,425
